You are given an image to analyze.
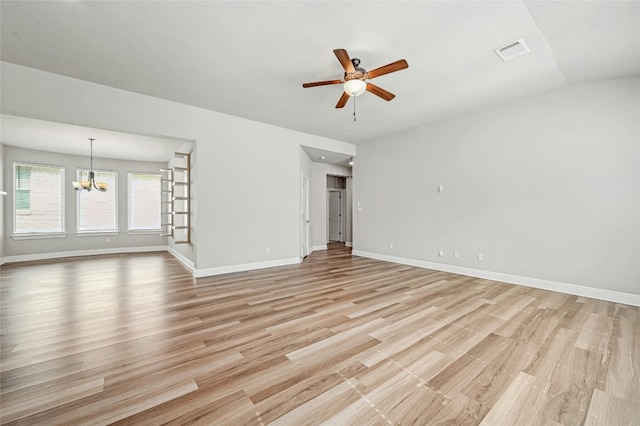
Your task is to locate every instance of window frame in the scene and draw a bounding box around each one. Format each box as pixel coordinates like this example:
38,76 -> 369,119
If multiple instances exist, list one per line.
76,168 -> 119,235
12,161 -> 66,239
127,171 -> 162,234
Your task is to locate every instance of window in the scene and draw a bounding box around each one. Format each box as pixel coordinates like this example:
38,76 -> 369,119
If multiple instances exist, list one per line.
13,162 -> 65,235
77,169 -> 118,232
128,172 -> 161,232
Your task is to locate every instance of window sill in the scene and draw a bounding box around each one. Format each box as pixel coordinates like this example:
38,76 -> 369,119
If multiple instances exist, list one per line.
76,231 -> 120,237
127,230 -> 163,236
12,232 -> 68,240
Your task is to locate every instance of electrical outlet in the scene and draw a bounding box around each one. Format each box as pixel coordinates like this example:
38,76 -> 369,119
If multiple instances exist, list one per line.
477,254 -> 484,261
438,250 -> 444,257
265,246 -> 269,254
454,251 -> 460,259
389,243 -> 394,250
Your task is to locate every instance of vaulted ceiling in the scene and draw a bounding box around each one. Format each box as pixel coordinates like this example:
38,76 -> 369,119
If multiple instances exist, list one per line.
1,1 -> 638,159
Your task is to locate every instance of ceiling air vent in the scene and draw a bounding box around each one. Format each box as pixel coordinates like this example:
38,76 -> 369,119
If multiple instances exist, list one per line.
494,39 -> 530,62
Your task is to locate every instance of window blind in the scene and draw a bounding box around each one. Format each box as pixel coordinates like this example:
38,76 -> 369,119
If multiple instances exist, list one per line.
14,162 -> 65,234
128,172 -> 161,231
77,169 -> 118,232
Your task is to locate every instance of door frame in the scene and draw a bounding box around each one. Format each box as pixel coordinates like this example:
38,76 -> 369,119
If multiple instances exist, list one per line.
301,175 -> 310,258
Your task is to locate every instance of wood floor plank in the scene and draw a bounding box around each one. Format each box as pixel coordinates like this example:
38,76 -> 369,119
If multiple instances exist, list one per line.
427,392 -> 484,426
0,378 -> 104,423
480,371 -> 545,425
267,380 -> 359,425
461,339 -> 536,418
1,244 -> 638,424
584,388 -> 640,426
254,370 -> 350,423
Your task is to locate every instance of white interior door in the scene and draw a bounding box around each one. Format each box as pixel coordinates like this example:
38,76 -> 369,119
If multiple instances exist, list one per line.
301,176 -> 310,257
328,190 -> 341,242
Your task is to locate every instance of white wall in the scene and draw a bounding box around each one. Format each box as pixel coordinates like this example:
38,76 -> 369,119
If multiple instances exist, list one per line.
1,62 -> 356,274
2,146 -> 167,258
354,77 -> 640,298
310,163 -> 352,249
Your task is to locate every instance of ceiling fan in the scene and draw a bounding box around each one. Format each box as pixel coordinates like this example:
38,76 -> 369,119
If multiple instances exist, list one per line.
303,49 -> 409,109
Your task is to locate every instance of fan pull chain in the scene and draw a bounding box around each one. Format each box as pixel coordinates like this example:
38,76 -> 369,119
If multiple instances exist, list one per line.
353,95 -> 357,122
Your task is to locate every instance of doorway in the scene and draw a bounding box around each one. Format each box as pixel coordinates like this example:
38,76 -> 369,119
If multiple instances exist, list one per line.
328,189 -> 344,242
327,173 -> 347,244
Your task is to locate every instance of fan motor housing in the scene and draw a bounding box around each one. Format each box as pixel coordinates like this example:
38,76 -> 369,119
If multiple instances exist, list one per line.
345,58 -> 366,81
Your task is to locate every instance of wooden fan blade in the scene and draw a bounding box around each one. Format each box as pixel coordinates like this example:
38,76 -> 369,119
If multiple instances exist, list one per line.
334,49 -> 355,73
302,79 -> 343,88
366,59 -> 409,79
366,83 -> 396,101
335,92 -> 350,108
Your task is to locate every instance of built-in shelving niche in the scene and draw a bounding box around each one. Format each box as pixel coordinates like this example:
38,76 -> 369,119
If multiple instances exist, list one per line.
160,152 -> 190,244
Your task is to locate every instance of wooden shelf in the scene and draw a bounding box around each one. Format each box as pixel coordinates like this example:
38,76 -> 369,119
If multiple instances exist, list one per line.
160,152 -> 191,245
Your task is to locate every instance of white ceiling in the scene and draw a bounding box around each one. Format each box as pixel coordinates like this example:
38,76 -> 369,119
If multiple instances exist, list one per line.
0,115 -> 189,162
301,146 -> 353,168
1,1 -> 638,162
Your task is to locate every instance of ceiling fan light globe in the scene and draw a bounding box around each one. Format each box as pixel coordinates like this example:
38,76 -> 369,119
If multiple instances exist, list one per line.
344,79 -> 366,97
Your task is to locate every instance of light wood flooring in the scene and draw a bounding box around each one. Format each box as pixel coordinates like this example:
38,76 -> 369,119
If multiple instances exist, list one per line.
1,244 -> 638,425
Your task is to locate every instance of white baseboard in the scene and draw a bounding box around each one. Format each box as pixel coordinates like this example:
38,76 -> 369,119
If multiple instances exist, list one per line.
352,250 -> 640,307
194,257 -> 301,278
166,247 -> 195,272
312,244 -> 328,251
345,241 -> 353,247
1,246 -> 168,265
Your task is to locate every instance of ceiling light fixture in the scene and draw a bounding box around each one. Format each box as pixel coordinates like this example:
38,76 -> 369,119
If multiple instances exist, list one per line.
343,57 -> 367,97
343,79 -> 366,97
72,138 -> 108,192
343,58 -> 368,122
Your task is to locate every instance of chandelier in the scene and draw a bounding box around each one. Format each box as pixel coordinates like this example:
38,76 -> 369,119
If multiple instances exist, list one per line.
72,138 -> 108,192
